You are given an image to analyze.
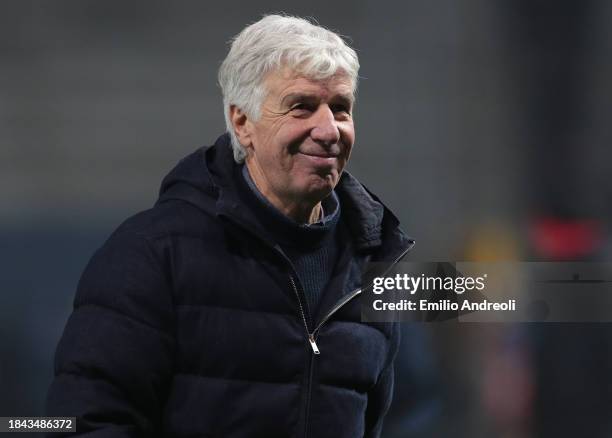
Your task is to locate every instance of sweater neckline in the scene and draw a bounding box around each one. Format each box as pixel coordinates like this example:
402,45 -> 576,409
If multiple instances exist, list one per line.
238,164 -> 340,249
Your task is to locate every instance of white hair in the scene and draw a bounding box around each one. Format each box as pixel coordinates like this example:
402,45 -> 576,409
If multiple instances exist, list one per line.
218,14 -> 360,163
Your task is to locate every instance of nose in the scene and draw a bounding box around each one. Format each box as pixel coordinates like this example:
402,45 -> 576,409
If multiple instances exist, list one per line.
310,105 -> 340,146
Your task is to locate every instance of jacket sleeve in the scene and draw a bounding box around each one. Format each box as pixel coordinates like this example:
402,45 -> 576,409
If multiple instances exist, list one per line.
363,323 -> 400,438
46,227 -> 175,437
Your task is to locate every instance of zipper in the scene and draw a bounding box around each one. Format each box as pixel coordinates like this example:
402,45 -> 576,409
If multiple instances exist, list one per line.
310,241 -> 415,348
289,275 -> 320,355
289,240 -> 414,355
288,274 -> 317,438
304,350 -> 315,438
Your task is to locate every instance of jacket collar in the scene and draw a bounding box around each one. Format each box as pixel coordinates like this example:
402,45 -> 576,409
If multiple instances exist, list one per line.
158,133 -> 414,257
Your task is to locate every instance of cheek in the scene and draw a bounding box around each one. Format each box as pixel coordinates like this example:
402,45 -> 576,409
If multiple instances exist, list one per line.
340,127 -> 355,161
342,121 -> 355,143
275,127 -> 310,168
342,143 -> 353,163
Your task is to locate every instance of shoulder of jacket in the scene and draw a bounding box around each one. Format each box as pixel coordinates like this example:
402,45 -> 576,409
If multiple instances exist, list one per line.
108,200 -> 222,246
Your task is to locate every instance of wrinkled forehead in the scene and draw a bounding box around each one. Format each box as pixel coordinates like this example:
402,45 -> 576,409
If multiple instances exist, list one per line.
263,66 -> 356,102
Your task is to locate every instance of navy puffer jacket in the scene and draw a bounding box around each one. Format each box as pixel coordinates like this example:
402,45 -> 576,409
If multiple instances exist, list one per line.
46,134 -> 414,437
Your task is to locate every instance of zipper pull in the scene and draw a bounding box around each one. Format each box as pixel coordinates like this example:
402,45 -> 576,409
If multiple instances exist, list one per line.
309,335 -> 320,355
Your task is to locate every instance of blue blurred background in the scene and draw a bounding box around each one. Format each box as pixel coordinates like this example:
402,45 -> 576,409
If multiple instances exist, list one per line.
2,1 -> 612,436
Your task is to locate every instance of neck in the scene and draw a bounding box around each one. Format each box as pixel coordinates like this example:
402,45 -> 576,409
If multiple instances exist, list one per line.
245,160 -> 323,224
278,200 -> 322,224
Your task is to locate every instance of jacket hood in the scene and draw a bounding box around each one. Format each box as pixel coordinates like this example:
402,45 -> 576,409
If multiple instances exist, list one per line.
156,133 -> 414,256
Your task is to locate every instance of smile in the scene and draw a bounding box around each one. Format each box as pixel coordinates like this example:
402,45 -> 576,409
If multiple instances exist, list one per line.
297,152 -> 338,165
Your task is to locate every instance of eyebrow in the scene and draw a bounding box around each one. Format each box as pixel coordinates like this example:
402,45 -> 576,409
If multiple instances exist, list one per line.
281,92 -> 354,108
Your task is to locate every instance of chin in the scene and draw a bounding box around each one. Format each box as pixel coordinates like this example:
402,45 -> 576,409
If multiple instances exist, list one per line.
299,180 -> 336,202
291,171 -> 339,200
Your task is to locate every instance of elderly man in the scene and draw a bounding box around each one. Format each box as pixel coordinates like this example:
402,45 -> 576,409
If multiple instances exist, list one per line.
47,14 -> 414,438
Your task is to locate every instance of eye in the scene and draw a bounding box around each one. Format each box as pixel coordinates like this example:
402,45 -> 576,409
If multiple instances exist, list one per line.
330,104 -> 352,120
290,103 -> 312,111
330,104 -> 351,115
289,103 -> 314,116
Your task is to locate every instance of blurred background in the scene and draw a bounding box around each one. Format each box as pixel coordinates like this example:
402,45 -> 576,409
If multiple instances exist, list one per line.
1,1 -> 612,437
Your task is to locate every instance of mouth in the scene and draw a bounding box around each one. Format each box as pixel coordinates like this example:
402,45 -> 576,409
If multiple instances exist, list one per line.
297,152 -> 338,166
298,151 -> 339,158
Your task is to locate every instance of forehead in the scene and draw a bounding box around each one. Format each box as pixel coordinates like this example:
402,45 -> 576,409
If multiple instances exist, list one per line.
263,67 -> 355,103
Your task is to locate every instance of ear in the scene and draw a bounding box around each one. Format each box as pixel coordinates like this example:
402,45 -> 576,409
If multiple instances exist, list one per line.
229,105 -> 254,150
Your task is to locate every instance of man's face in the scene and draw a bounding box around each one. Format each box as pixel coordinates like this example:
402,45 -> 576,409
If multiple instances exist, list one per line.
242,68 -> 355,206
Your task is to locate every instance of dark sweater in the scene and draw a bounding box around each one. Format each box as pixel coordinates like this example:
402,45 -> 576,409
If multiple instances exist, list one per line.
240,165 -> 340,316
